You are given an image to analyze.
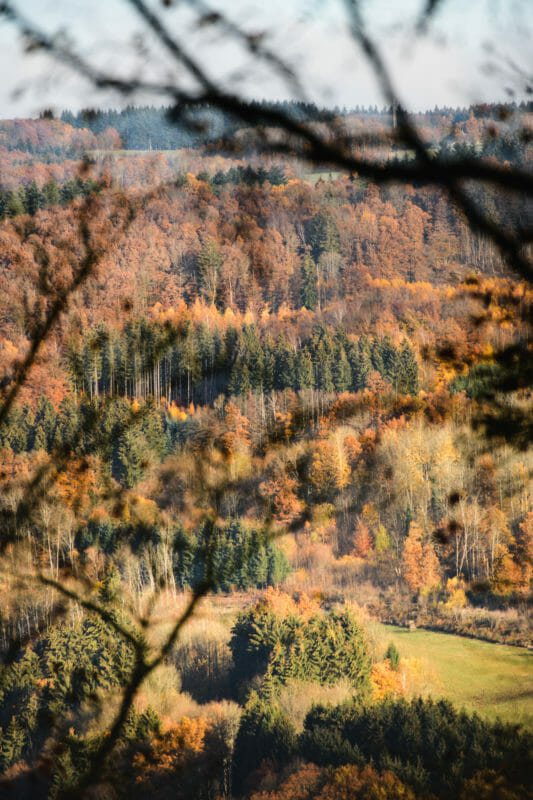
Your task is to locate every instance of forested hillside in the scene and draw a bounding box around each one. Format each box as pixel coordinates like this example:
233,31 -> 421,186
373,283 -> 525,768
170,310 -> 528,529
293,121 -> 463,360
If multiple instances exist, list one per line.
0,103 -> 531,798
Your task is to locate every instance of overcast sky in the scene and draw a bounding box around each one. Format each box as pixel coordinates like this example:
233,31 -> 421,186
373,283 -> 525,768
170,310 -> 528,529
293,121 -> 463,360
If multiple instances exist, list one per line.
0,0 -> 530,118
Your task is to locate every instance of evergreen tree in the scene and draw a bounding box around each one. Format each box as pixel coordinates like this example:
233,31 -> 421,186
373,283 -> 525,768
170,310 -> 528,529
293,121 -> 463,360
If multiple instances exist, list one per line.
397,340 -> 419,395
100,328 -> 118,395
315,341 -> 334,393
0,405 -> 30,452
32,425 -> 47,452
370,338 -> 385,374
4,189 -> 25,217
229,359 -> 251,396
82,331 -> 103,398
273,335 -> 296,391
60,180 -> 77,204
248,534 -> 268,588
300,254 -> 318,310
141,401 -> 166,458
267,545 -> 290,585
244,326 -> 265,391
0,718 -> 26,770
309,209 -> 341,261
333,344 -> 351,392
24,180 -> 45,216
262,335 -> 276,392
296,348 -> 314,390
42,179 -> 60,206
232,695 -> 296,795
34,395 -> 57,452
115,428 -> 149,488
267,165 -> 287,185
380,334 -> 399,389
55,396 -> 80,451
230,603 -> 370,693
385,642 -> 400,671
347,336 -> 372,391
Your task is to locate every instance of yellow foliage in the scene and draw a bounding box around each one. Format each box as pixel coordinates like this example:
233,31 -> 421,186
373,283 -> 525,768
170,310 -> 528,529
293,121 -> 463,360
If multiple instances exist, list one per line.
443,577 -> 468,609
129,494 -> 159,526
370,661 -> 406,700
168,403 -> 183,420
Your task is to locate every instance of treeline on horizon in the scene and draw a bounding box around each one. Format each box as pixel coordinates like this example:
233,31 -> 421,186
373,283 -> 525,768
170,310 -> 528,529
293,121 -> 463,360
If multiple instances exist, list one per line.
0,98 -> 530,157
59,100 -> 533,151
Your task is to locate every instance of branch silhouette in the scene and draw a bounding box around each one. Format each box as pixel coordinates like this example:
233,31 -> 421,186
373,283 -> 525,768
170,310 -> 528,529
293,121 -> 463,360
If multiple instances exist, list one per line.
0,1 -> 531,796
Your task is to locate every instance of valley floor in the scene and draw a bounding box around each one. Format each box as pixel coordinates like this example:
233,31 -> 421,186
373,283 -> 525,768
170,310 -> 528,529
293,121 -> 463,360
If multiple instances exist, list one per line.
368,621 -> 533,728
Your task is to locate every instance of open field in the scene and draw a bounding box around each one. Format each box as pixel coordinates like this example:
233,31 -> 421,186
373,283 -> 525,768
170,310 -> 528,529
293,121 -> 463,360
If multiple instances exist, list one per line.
161,594 -> 533,729
303,169 -> 343,182
368,621 -> 533,729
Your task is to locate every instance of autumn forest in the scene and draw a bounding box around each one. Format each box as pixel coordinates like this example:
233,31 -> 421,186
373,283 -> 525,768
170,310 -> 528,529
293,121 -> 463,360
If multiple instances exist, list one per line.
0,97 -> 532,800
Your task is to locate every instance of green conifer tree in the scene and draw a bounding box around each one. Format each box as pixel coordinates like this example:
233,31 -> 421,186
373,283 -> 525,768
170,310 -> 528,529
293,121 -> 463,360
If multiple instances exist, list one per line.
266,546 -> 290,586
309,209 -> 341,261
262,336 -> 276,393
397,340 -> 419,395
296,348 -> 314,390
25,180 -> 45,216
5,189 -> 25,217
300,254 -> 318,310
42,179 -> 60,206
333,345 -> 351,392
115,428 -> 149,488
55,396 -> 80,451
274,335 -> 296,391
380,334 -> 400,389
370,338 -> 385,374
316,341 -> 334,393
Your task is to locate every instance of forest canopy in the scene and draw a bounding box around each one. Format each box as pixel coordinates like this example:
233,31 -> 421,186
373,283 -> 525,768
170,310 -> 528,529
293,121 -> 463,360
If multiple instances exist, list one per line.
0,0 -> 531,798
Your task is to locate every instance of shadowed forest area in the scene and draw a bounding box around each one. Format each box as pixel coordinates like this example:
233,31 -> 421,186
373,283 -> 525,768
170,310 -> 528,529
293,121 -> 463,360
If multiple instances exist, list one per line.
0,1 -> 532,798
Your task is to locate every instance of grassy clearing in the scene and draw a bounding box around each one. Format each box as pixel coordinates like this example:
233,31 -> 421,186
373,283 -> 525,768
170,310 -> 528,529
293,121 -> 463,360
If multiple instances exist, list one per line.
303,170 -> 342,182
137,592 -> 533,729
368,621 -> 533,729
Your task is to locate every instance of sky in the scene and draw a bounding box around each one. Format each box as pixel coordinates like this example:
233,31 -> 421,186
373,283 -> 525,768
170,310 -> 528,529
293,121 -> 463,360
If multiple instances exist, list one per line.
0,0 -> 530,118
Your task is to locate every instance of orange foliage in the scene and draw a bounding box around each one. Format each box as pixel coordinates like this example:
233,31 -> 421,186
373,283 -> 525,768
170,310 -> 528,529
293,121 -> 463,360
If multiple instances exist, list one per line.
54,457 -> 99,513
344,433 -> 363,467
352,519 -> 373,558
402,522 -> 440,593
250,763 -> 417,800
220,402 -> 251,457
257,588 -> 320,621
133,716 -> 209,780
370,661 -> 406,700
259,471 -> 304,526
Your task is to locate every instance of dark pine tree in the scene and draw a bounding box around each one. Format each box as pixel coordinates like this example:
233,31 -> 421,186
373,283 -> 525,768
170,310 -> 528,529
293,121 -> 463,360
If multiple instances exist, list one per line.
300,254 -> 318,310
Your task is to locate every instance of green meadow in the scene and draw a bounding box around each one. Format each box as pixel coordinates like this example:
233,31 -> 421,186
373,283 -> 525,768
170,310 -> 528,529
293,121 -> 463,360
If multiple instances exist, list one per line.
369,621 -> 533,729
